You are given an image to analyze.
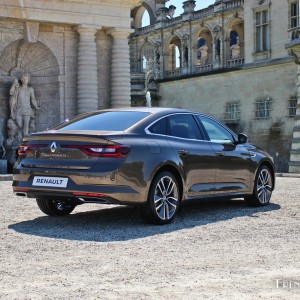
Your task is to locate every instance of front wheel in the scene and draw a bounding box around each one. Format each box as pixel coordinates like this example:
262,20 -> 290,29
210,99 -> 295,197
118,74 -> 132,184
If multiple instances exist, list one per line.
138,172 -> 181,225
36,198 -> 76,216
244,165 -> 274,207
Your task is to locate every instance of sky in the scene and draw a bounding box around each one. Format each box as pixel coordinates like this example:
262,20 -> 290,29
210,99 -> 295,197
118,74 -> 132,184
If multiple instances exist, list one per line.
168,0 -> 215,16
141,0 -> 215,26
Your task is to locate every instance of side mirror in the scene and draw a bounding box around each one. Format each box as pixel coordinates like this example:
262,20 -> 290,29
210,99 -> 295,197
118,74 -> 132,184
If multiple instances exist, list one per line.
237,133 -> 248,144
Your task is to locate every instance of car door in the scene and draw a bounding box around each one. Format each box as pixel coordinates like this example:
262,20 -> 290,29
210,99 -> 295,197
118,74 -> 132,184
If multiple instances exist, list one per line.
166,113 -> 217,198
196,115 -> 253,195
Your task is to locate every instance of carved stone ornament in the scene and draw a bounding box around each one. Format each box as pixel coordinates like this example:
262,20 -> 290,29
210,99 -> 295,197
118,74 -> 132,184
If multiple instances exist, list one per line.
182,34 -> 189,47
24,22 -> 40,43
255,0 -> 271,7
154,41 -> 161,52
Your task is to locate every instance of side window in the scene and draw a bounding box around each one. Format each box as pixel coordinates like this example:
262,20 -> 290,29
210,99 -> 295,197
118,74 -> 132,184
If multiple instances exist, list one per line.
148,117 -> 167,135
167,114 -> 202,140
197,116 -> 234,143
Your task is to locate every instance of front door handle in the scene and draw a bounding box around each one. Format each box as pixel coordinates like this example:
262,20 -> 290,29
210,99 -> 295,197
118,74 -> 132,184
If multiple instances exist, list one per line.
178,149 -> 189,156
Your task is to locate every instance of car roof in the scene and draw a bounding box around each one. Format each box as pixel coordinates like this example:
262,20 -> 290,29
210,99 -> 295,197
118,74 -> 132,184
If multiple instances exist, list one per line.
98,107 -> 195,115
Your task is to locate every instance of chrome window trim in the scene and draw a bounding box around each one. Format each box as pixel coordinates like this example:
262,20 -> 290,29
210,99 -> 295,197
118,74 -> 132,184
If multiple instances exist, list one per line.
194,113 -> 238,143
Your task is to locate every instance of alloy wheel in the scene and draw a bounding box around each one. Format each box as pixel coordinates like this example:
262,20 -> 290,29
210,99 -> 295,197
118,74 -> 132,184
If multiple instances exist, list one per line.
256,168 -> 273,204
153,175 -> 179,221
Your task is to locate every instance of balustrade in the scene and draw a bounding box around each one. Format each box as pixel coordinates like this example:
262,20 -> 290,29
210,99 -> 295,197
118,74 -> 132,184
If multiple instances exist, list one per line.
227,58 -> 245,68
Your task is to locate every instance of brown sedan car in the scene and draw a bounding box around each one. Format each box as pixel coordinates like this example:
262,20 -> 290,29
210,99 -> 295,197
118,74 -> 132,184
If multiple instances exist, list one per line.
13,107 -> 275,224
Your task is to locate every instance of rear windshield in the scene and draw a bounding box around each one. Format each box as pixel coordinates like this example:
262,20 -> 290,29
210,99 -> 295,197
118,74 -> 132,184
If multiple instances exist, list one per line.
54,111 -> 150,131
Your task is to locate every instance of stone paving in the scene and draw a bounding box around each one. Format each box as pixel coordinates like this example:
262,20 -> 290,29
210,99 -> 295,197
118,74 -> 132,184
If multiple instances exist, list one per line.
0,176 -> 299,299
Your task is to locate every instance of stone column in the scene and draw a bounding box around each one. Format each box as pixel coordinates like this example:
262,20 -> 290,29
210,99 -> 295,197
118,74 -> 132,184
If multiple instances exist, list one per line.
108,28 -> 133,108
77,26 -> 99,114
181,34 -> 189,75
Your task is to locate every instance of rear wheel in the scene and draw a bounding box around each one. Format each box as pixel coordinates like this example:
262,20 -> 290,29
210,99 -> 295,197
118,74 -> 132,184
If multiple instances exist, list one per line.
138,172 -> 180,225
244,165 -> 273,207
36,198 -> 76,216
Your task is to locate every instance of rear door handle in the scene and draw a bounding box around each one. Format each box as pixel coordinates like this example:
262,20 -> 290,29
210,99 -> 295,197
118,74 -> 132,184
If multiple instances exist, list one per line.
178,149 -> 189,156
216,151 -> 225,157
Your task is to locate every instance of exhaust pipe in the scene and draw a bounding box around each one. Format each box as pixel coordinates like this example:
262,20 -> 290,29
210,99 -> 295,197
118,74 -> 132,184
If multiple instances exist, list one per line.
76,197 -> 111,204
15,192 -> 28,197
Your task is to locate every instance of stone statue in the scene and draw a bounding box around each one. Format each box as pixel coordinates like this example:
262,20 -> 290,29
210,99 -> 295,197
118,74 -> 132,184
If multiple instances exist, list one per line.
9,72 -> 41,137
230,36 -> 240,58
198,44 -> 208,65
9,78 -> 19,119
146,91 -> 151,107
167,5 -> 176,19
197,38 -> 208,65
5,119 -> 22,148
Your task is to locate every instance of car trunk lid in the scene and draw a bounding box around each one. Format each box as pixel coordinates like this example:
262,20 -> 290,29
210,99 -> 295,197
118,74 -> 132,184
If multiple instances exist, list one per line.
19,131 -> 121,170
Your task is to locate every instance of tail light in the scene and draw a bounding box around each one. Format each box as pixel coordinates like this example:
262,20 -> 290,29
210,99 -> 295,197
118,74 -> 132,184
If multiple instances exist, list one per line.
17,144 -> 47,155
18,144 -> 31,155
61,145 -> 131,158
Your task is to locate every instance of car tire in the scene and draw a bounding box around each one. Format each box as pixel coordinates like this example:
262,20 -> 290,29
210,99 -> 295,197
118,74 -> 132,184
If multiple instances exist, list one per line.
36,198 -> 76,216
138,171 -> 180,225
244,165 -> 273,207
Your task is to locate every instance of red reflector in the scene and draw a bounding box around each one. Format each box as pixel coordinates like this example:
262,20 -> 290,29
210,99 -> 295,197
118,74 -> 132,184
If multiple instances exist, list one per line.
72,192 -> 106,197
14,187 -> 30,192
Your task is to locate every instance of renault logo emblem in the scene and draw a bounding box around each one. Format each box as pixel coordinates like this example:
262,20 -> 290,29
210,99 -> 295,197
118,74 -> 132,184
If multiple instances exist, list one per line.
50,142 -> 57,153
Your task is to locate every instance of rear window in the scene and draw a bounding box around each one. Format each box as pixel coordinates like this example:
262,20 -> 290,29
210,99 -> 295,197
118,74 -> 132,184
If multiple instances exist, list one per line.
54,111 -> 150,131
148,117 -> 167,135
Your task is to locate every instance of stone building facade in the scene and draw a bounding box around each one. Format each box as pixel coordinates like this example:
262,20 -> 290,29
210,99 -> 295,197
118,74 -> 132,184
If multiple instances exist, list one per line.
0,0 -> 299,174
0,0 -> 141,169
130,0 -> 300,173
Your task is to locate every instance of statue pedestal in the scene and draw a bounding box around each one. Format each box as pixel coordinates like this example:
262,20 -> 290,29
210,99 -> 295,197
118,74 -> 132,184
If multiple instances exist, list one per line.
0,160 -> 7,174
5,147 -> 18,173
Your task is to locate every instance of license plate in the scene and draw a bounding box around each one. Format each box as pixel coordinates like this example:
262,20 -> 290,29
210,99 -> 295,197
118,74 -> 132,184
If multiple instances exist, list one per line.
32,176 -> 68,188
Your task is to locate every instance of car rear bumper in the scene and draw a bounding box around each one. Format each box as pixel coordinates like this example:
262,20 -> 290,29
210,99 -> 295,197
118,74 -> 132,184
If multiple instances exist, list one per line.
12,171 -> 146,205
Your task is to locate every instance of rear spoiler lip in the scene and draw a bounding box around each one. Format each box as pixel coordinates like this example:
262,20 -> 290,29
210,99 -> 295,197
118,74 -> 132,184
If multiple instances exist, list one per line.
23,131 -> 124,144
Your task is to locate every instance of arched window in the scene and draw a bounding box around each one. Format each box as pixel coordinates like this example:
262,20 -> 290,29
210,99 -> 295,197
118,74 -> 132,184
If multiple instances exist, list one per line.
226,17 -> 244,62
230,30 -> 240,58
133,5 -> 152,28
167,36 -> 181,70
142,10 -> 150,27
194,27 -> 212,66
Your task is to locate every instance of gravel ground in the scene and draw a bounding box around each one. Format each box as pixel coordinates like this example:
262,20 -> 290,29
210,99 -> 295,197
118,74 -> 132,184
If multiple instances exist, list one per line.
1,177 -> 299,300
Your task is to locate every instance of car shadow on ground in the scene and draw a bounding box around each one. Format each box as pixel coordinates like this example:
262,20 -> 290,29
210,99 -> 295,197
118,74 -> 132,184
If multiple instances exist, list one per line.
8,199 -> 281,242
